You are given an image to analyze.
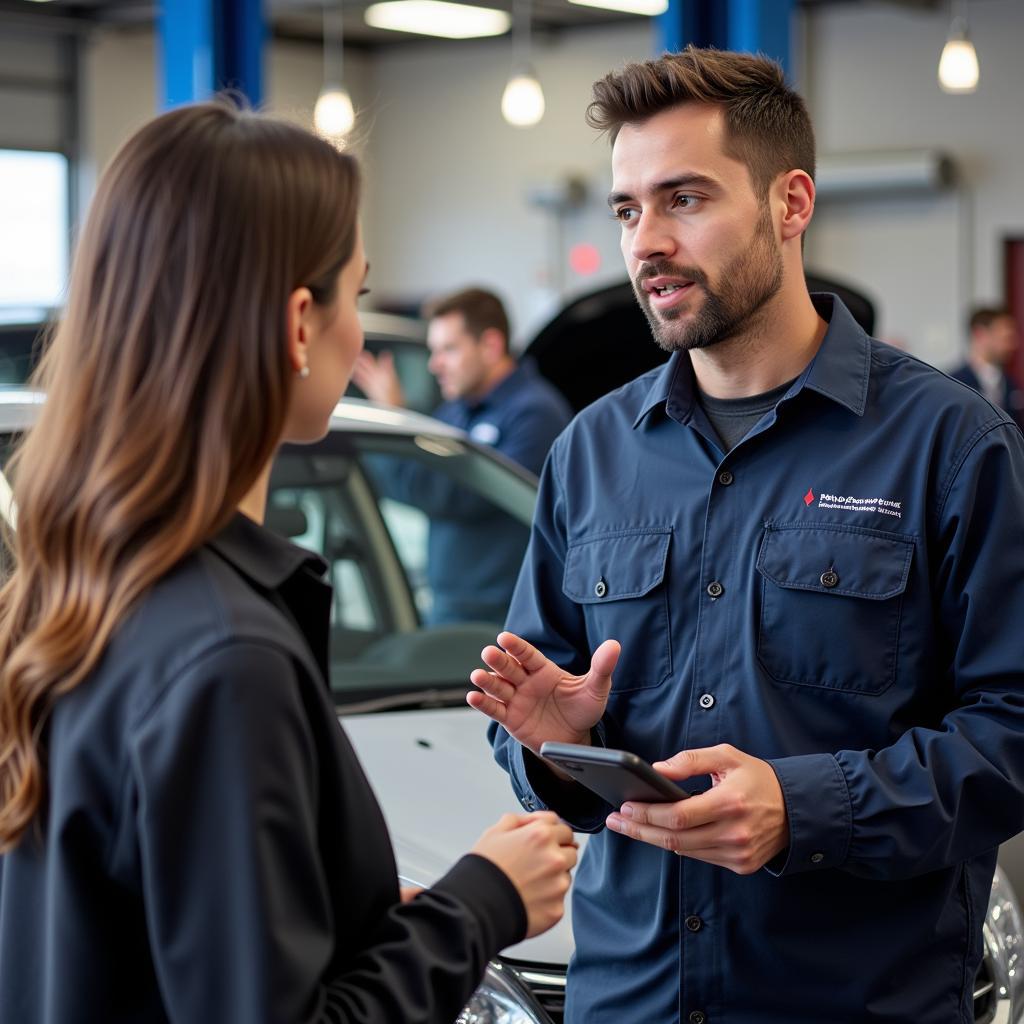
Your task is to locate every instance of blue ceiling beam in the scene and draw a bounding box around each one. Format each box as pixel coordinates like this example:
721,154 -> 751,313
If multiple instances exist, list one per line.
158,0 -> 266,109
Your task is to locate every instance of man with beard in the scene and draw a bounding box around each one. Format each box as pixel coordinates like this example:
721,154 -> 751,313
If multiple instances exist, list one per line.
469,48 -> 1024,1023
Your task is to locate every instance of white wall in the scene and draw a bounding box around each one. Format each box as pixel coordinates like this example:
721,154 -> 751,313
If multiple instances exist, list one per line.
802,0 -> 1024,366
81,30 -> 373,176
360,23 -> 654,343
78,21 -> 652,348
74,1 -> 1024,360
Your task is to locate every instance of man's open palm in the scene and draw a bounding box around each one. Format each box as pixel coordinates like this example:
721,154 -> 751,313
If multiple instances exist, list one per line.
467,631 -> 620,755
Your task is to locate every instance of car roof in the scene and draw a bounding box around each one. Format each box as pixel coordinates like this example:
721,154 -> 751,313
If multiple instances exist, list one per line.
0,388 -> 464,441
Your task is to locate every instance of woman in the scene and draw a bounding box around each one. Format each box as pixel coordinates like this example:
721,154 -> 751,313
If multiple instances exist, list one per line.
0,101 -> 576,1023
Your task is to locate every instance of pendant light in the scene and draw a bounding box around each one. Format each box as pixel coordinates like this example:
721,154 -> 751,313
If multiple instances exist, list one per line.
501,0 -> 544,128
314,2 -> 356,143
938,0 -> 979,94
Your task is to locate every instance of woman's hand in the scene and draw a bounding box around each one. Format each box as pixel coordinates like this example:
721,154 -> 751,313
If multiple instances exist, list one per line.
471,811 -> 578,938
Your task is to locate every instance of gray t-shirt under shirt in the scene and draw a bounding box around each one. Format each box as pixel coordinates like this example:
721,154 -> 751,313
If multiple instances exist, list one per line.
698,377 -> 797,452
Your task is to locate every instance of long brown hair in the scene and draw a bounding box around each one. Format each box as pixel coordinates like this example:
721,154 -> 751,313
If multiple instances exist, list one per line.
587,46 -> 815,198
0,100 -> 361,850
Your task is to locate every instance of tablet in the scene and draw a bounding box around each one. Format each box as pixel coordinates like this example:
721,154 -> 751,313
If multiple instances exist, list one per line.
539,741 -> 689,806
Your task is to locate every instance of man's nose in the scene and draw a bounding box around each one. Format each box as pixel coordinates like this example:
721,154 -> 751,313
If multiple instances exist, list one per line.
629,211 -> 677,264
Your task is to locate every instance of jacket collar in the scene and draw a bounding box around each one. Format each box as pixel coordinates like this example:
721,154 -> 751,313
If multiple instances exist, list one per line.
207,511 -> 327,591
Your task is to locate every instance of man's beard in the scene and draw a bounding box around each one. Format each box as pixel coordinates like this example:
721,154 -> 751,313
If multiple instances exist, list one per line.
634,208 -> 784,354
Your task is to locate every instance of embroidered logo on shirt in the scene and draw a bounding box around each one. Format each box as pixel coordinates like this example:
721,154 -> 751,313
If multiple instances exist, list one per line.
469,422 -> 501,446
809,491 -> 903,519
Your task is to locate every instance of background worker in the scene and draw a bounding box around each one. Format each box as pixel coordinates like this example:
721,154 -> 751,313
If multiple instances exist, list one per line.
354,287 -> 571,624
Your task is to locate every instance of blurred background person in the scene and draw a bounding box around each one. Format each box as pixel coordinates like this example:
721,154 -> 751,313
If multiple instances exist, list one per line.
354,286 -> 571,475
950,306 -> 1024,429
353,287 -> 571,624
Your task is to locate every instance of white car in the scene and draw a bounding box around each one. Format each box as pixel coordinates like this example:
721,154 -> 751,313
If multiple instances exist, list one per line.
0,389 -> 1021,1024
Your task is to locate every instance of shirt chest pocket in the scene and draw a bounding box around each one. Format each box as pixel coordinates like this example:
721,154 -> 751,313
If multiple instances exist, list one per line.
755,523 -> 914,695
563,528 -> 673,692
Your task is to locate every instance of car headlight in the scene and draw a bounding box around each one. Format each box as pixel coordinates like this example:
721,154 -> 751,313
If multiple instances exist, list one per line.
985,865 -> 1024,1023
456,961 -> 549,1024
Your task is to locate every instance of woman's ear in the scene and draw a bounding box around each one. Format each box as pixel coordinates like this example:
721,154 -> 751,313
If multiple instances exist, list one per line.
285,286 -> 315,375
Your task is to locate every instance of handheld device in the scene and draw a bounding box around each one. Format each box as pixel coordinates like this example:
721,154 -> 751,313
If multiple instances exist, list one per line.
539,741 -> 689,806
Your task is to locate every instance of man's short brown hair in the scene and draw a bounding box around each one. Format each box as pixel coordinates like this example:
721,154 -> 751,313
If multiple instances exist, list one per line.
969,306 -> 1012,333
587,46 -> 815,199
423,287 -> 510,352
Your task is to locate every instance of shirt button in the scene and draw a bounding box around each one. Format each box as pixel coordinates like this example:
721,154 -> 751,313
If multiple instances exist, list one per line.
810,851 -> 825,864
685,915 -> 704,932
718,470 -> 734,486
820,570 -> 839,589
706,581 -> 724,598
698,693 -> 715,710
689,1012 -> 707,1024
594,578 -> 608,598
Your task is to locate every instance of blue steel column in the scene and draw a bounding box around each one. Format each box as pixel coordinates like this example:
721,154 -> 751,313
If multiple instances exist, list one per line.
655,0 -> 791,76
728,0 -> 791,71
158,0 -> 266,109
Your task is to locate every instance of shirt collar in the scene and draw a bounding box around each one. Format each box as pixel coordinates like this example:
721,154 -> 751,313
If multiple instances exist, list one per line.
632,293 -> 871,429
207,511 -> 327,591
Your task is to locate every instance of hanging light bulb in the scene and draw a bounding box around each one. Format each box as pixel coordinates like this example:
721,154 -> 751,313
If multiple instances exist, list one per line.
502,0 -> 543,127
315,86 -> 356,137
502,68 -> 545,127
316,2 -> 355,143
938,5 -> 979,94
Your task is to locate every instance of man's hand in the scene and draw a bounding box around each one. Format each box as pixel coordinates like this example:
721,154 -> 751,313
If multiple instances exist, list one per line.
352,350 -> 405,407
467,631 -> 620,757
605,744 -> 789,875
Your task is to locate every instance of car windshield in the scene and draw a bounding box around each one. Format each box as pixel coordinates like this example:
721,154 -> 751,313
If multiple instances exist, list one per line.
269,426 -> 536,710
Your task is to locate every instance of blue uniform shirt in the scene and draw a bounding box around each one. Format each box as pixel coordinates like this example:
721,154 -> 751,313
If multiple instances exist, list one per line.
491,295 -> 1024,1023
433,360 -> 572,477
425,361 -> 572,623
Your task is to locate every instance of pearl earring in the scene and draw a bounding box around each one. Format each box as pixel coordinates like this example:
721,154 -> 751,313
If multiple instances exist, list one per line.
298,365 -> 310,380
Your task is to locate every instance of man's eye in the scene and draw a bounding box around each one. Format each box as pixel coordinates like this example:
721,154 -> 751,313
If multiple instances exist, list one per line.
673,194 -> 701,210
613,208 -> 637,223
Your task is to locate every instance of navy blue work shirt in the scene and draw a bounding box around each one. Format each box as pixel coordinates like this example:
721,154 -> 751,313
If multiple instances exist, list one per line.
422,361 -> 571,623
433,360 -> 572,477
490,295 -> 1024,1024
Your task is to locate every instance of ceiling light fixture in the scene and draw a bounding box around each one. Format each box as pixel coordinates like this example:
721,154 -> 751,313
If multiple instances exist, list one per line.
314,2 -> 355,144
567,0 -> 668,16
364,1 -> 510,39
501,0 -> 544,127
938,1 -> 979,94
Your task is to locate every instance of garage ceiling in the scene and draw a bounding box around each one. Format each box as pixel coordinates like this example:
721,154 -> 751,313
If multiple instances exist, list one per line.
0,0 -> 942,48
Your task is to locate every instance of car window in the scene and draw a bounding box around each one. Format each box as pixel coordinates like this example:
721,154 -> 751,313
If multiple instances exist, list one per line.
271,428 -> 537,709
0,419 -> 537,712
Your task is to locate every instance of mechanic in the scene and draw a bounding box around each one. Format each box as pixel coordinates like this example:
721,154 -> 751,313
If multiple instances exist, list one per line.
354,287 -> 571,624
468,47 -> 1024,1023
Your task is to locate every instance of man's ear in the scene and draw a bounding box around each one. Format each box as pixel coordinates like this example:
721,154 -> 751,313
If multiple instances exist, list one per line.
285,286 -> 315,374
478,327 -> 507,363
777,169 -> 815,244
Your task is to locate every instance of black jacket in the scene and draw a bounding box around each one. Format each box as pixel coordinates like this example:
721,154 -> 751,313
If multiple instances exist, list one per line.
0,513 -> 525,1023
